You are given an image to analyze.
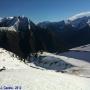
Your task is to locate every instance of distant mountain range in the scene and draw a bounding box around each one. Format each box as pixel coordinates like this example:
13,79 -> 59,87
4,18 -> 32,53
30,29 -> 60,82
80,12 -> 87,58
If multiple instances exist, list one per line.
38,12 -> 90,48
38,12 -> 90,29
0,12 -> 90,58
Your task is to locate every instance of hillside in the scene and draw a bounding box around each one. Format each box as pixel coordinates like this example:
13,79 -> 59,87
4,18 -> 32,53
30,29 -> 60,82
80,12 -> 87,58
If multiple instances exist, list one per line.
0,48 -> 90,90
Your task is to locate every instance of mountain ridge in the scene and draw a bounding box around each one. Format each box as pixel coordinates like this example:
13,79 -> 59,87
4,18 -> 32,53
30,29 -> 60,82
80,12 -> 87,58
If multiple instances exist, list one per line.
0,12 -> 90,59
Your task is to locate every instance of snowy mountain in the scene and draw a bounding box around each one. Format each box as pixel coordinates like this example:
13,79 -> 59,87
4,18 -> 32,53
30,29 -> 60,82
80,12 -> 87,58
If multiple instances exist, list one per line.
38,12 -> 90,49
0,16 -> 35,59
0,16 -> 29,30
0,14 -> 90,90
68,12 -> 90,29
0,14 -> 90,59
1,12 -> 90,31
38,12 -> 90,30
69,12 -> 90,21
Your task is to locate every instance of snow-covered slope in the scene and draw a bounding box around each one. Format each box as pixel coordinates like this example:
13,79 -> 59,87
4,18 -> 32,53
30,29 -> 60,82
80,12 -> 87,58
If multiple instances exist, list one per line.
0,48 -> 29,69
0,48 -> 90,90
36,52 -> 90,77
71,44 -> 90,51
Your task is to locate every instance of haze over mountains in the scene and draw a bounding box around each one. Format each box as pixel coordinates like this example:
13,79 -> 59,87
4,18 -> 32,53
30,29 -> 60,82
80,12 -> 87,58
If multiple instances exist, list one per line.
0,12 -> 90,58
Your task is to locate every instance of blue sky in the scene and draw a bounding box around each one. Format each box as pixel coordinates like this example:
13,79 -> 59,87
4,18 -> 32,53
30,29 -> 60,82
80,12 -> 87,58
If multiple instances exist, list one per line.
0,0 -> 90,23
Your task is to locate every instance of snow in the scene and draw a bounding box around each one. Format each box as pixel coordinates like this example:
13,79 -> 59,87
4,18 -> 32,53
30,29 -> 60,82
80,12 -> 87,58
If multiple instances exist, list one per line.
0,69 -> 90,90
69,12 -> 90,21
0,17 -> 16,27
38,12 -> 90,30
0,27 -> 16,31
7,17 -> 14,19
0,48 -> 29,69
43,52 -> 90,67
68,12 -> 90,29
31,56 -> 74,72
0,48 -> 90,90
0,16 -> 29,31
71,44 -> 90,51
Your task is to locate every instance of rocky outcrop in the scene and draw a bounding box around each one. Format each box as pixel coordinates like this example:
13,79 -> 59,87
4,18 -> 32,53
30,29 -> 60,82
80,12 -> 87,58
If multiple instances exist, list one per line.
0,16 -> 31,59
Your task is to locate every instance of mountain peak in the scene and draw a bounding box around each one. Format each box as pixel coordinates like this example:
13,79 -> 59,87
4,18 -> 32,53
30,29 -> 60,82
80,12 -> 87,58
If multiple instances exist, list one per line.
69,12 -> 90,21
0,16 -> 30,30
68,12 -> 90,29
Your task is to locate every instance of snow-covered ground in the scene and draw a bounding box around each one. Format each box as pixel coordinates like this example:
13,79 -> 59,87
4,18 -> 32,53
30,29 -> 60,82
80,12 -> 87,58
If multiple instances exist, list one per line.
33,51 -> 90,77
71,44 -> 90,51
0,48 -> 29,70
0,48 -> 90,90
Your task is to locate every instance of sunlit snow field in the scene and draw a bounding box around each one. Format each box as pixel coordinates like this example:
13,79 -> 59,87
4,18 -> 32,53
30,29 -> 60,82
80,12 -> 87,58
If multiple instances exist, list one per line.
0,46 -> 90,90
